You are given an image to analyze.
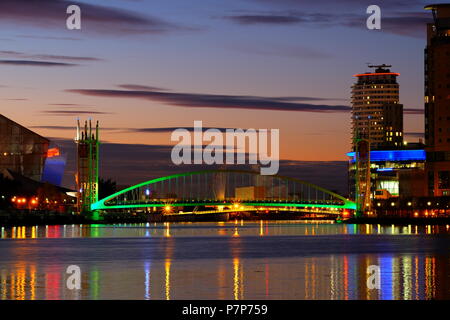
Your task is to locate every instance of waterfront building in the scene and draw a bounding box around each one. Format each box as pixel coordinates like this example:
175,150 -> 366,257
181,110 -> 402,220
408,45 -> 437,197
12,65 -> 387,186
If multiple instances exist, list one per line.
351,64 -> 403,151
0,114 -> 49,182
41,144 -> 67,186
235,186 -> 266,200
424,4 -> 450,197
0,114 -> 66,186
347,145 -> 427,200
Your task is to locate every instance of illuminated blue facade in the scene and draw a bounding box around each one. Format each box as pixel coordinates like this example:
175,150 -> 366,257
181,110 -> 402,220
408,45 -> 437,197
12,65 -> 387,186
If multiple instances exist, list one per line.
42,153 -> 67,186
347,150 -> 426,163
347,149 -> 426,198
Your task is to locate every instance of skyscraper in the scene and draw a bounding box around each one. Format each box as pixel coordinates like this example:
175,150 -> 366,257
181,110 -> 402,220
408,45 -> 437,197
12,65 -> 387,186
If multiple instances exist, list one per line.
424,4 -> 450,197
351,65 -> 403,151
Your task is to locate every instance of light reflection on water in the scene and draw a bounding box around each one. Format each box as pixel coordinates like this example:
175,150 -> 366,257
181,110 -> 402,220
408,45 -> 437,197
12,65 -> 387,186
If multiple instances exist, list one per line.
1,222 -> 450,239
0,221 -> 449,300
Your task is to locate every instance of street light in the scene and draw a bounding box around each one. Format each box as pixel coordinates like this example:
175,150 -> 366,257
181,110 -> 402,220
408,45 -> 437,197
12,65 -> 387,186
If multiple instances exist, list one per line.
164,205 -> 172,214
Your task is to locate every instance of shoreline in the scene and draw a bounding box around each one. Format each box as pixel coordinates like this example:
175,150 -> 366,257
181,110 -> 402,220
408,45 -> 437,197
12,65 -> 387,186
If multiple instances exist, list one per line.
343,217 -> 450,225
1,210 -> 450,226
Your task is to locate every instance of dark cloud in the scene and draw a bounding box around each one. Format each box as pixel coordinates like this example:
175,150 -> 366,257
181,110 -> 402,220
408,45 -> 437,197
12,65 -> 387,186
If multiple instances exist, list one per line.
8,54 -> 102,61
118,84 -> 168,91
30,125 -> 117,131
0,60 -> 77,67
224,11 -> 333,27
253,0 -> 427,9
67,86 -> 351,113
30,125 -> 77,131
0,50 -> 102,62
225,14 -> 304,25
51,138 -> 176,189
278,160 -> 348,195
125,127 -> 237,133
40,110 -> 113,116
272,96 -> 347,102
48,103 -> 93,107
29,125 -> 255,134
226,7 -> 432,38
119,84 -> 342,100
17,35 -> 82,41
51,137 -> 348,195
0,0 -> 184,35
0,50 -> 21,55
404,108 -> 424,115
3,98 -> 28,101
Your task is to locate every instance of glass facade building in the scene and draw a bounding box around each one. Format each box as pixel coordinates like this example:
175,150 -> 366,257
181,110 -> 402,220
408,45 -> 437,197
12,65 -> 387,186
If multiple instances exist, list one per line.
0,114 -> 49,182
348,148 -> 426,199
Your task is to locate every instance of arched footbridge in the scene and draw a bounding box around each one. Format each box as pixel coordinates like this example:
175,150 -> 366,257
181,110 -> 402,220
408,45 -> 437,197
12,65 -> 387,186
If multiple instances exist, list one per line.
91,170 -> 356,214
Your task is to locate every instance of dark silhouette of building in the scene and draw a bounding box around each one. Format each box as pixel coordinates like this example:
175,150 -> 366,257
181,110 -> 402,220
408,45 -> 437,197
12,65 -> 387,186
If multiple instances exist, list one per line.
424,4 -> 450,197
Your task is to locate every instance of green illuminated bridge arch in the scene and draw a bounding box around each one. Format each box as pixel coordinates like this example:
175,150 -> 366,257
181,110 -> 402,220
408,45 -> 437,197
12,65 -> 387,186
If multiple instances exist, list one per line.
91,170 -> 356,212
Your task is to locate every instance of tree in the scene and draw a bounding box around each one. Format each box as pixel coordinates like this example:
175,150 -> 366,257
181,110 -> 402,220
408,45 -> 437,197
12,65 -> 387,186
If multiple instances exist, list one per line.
36,183 -> 63,211
0,175 -> 21,209
99,178 -> 117,199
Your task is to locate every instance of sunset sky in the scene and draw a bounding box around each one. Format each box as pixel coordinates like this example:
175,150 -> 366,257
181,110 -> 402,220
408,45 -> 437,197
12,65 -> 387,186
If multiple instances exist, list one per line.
0,0 -> 437,192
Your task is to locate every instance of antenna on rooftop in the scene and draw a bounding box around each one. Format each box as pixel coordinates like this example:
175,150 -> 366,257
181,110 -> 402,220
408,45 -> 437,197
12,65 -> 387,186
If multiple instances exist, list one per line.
368,64 -> 392,69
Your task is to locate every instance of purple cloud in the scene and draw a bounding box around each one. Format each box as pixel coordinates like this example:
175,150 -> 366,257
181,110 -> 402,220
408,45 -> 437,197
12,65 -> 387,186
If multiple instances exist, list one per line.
225,7 -> 432,38
67,85 -> 350,113
404,108 -> 424,115
0,60 -> 77,67
40,110 -> 113,116
0,0 -> 184,35
225,14 -> 304,25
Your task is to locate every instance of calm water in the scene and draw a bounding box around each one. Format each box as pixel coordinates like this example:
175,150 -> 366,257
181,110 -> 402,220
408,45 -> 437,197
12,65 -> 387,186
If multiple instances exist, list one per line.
0,221 -> 449,300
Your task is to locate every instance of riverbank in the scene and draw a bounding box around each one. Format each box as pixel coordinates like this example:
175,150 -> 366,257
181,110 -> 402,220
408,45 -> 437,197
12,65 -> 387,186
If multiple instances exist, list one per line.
344,217 -> 450,225
0,211 -> 88,226
2,210 -> 450,226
